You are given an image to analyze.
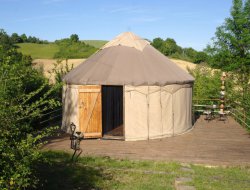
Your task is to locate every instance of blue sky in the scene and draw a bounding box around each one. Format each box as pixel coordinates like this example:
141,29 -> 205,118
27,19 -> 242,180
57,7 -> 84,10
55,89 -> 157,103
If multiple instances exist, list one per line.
0,0 -> 232,50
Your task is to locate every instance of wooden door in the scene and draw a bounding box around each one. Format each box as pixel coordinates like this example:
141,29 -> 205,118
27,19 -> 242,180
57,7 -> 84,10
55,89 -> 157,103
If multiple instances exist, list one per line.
79,85 -> 102,138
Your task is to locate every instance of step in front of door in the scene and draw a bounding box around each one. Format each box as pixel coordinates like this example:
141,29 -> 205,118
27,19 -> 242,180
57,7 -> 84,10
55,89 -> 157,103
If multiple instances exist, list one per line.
83,132 -> 102,138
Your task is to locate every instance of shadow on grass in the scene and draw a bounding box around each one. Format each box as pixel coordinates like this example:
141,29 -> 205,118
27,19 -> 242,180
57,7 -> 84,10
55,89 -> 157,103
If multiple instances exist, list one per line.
35,151 -> 110,190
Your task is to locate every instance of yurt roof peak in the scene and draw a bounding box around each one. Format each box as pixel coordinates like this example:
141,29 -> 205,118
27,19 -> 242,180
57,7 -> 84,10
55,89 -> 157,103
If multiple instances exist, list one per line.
101,32 -> 150,51
63,32 -> 194,86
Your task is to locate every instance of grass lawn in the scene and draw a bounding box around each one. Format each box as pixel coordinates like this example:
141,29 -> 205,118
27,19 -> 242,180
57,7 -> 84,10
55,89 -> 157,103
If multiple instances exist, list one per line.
83,40 -> 108,48
16,43 -> 59,59
37,151 -> 250,190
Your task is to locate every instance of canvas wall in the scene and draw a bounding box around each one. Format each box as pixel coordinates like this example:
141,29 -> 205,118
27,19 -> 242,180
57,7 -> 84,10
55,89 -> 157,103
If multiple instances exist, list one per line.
62,85 -> 80,133
124,84 -> 193,141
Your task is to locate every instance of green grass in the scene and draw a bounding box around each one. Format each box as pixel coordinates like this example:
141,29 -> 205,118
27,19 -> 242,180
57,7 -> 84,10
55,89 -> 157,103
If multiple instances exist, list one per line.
83,40 -> 108,48
16,41 -> 107,59
16,43 -> 59,59
36,151 -> 250,190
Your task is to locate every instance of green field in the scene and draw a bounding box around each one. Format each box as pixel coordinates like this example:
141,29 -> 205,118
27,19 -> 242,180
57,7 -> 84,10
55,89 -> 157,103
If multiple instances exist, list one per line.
16,40 -> 107,59
37,151 -> 250,190
83,40 -> 108,48
16,43 -> 59,59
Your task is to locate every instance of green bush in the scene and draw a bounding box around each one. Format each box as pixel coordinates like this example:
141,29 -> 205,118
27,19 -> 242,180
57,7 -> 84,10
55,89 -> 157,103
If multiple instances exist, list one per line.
0,29 -> 60,189
54,35 -> 97,59
151,37 -> 207,63
188,65 -> 222,103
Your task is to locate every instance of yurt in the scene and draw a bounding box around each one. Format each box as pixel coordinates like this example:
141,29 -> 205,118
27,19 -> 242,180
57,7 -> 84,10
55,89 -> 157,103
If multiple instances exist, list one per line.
62,32 -> 195,141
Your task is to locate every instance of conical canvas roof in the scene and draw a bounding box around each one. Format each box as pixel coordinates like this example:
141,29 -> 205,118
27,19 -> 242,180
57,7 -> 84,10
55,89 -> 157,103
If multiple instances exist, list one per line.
63,32 -> 194,86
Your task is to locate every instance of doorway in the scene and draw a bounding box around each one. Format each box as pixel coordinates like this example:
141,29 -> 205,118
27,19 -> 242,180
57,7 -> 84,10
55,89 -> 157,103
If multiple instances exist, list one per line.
102,86 -> 123,138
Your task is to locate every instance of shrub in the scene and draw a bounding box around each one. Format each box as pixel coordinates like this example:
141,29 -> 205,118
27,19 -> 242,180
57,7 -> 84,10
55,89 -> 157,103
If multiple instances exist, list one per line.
0,29 -> 60,189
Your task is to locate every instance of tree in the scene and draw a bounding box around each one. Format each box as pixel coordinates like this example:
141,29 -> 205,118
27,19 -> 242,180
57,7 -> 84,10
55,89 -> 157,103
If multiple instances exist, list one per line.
0,29 -> 13,51
70,34 -> 79,43
54,35 -> 97,59
193,51 -> 207,64
20,34 -> 28,42
183,48 -> 197,60
205,0 -> 250,119
164,38 -> 182,56
151,37 -> 165,51
0,29 -> 60,189
11,33 -> 23,43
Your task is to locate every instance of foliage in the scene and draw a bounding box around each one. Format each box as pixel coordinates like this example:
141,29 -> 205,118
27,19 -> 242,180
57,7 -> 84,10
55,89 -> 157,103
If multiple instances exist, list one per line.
188,65 -> 222,102
0,29 -> 60,189
205,0 -> 250,124
52,59 -> 74,84
151,37 -> 207,63
54,35 -> 98,59
70,34 -> 79,43
9,31 -> 48,44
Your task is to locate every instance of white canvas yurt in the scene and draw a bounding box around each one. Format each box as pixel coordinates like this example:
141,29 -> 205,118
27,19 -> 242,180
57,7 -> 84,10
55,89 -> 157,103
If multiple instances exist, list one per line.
62,32 -> 195,141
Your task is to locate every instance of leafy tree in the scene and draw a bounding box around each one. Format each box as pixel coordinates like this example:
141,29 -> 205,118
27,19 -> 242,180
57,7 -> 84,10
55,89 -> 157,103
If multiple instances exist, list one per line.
164,38 -> 182,56
205,0 -> 250,118
193,51 -> 207,64
28,36 -> 38,43
11,33 -> 23,43
183,48 -> 197,60
0,29 -> 60,189
20,34 -> 28,42
0,29 -> 13,51
70,34 -> 79,43
54,35 -> 97,59
151,37 -> 165,52
151,36 -> 207,63
188,65 -> 223,101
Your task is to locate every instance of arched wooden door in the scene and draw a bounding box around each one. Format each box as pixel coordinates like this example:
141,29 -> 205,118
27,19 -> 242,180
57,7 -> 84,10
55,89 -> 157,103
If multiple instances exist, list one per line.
78,85 -> 102,138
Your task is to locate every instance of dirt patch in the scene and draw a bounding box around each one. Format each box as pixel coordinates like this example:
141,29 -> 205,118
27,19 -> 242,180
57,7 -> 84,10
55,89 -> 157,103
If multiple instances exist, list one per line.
170,58 -> 196,72
33,59 -> 85,83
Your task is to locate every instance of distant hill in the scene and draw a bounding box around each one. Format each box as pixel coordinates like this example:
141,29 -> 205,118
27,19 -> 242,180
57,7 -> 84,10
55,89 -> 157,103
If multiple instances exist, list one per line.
82,40 -> 108,48
16,40 -> 108,59
16,43 -> 59,59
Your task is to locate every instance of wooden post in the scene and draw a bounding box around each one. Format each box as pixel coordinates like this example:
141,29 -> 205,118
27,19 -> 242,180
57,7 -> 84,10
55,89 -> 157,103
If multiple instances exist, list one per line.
220,72 -> 226,113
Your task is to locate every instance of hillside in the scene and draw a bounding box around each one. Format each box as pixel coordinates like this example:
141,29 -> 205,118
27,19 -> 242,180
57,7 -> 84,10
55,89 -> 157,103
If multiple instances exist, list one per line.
17,43 -> 59,59
33,59 -> 85,83
170,58 -> 196,71
82,40 -> 108,48
16,40 -> 107,59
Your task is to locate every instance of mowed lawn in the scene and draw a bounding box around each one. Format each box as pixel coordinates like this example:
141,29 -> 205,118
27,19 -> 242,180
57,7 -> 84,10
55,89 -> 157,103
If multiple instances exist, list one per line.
37,151 -> 250,190
16,43 -> 59,59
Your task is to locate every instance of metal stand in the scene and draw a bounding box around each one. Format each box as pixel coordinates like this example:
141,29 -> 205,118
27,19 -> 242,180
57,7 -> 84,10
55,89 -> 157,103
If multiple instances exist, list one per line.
70,123 -> 84,162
